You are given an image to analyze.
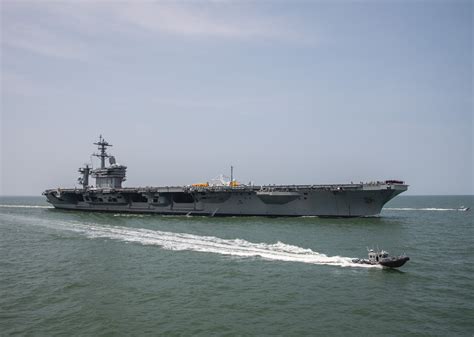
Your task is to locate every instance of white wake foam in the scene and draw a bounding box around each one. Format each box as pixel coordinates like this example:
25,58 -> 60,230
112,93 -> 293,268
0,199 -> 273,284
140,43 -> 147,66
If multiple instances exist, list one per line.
36,219 -> 378,268
0,212 -> 379,268
385,207 -> 469,212
0,204 -> 53,209
113,214 -> 150,218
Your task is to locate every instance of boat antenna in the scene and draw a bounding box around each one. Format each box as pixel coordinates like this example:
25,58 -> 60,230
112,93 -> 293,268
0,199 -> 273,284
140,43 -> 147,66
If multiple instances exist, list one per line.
93,135 -> 112,169
230,165 -> 234,184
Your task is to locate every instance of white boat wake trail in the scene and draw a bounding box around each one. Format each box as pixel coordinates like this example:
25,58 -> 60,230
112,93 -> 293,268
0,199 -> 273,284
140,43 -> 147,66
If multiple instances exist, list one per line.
385,207 -> 469,212
73,223 -> 378,268
0,204 -> 53,209
6,214 -> 379,269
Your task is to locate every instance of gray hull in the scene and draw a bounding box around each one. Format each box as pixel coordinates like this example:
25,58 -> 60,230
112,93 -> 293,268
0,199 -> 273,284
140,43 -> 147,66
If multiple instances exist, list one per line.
43,183 -> 407,217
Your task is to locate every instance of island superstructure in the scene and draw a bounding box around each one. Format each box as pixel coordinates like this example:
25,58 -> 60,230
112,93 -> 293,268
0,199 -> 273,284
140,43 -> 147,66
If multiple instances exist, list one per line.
43,136 -> 408,217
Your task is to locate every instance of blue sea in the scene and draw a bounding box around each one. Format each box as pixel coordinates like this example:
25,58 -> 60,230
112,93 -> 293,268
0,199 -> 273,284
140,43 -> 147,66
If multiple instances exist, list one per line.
1,195 -> 472,336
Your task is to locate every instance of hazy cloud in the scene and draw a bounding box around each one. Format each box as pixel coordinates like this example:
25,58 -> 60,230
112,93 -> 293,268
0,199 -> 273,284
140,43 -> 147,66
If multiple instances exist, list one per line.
2,23 -> 89,61
116,3 -> 290,39
1,2 -> 302,62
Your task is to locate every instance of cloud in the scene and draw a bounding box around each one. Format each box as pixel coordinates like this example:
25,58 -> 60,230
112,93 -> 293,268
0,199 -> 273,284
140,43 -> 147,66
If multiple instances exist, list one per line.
2,23 -> 89,61
1,2 -> 306,62
116,3 -> 286,39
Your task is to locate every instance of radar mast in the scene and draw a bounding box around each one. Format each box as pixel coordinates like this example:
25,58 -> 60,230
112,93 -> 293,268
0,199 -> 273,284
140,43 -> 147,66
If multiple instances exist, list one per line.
93,135 -> 112,169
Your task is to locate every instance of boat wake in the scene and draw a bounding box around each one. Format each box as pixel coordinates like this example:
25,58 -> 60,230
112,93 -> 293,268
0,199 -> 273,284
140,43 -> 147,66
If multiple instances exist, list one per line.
385,207 -> 470,212
113,213 -> 150,218
70,223 -> 379,268
4,213 -> 379,269
0,204 -> 53,209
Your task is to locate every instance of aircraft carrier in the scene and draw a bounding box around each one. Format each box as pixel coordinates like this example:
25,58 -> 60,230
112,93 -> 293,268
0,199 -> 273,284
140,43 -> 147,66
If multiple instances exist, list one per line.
43,136 -> 408,217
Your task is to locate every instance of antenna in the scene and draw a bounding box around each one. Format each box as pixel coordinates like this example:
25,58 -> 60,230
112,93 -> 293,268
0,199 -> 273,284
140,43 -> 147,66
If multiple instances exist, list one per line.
230,165 -> 234,184
93,135 -> 112,169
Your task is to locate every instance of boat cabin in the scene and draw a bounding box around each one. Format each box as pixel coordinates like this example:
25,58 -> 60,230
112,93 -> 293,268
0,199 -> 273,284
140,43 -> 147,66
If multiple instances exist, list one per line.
368,249 -> 389,263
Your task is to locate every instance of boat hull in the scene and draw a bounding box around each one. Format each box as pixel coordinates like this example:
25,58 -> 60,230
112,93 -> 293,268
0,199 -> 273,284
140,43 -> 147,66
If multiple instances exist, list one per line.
352,255 -> 410,268
43,183 -> 407,217
379,256 -> 410,268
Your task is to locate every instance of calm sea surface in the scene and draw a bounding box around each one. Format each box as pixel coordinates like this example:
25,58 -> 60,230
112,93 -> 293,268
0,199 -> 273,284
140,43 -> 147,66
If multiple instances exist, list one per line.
1,195 -> 473,336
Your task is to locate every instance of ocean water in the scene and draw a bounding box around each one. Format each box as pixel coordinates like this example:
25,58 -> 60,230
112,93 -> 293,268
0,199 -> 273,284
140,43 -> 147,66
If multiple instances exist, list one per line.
1,195 -> 472,336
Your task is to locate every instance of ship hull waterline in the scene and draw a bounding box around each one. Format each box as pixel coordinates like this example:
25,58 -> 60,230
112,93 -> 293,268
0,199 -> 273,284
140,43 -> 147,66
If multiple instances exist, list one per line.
43,184 -> 407,218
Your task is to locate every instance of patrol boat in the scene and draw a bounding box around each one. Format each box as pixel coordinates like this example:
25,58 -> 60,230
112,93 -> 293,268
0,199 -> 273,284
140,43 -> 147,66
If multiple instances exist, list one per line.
43,136 -> 408,217
352,249 -> 410,268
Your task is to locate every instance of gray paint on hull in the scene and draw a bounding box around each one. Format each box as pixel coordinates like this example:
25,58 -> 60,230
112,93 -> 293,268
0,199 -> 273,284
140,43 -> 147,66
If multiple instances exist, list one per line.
44,184 -> 406,217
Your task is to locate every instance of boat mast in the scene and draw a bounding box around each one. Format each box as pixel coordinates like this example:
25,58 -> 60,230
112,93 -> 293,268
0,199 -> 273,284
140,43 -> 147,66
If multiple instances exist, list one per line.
93,135 -> 112,169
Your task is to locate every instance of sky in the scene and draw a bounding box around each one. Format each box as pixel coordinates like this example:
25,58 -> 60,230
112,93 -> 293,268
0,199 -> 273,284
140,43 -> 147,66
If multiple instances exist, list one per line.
1,0 -> 472,196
